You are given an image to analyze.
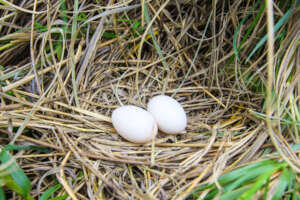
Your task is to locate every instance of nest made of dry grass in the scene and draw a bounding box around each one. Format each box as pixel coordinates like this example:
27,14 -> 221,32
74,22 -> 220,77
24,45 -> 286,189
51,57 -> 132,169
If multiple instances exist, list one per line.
1,0 -> 300,199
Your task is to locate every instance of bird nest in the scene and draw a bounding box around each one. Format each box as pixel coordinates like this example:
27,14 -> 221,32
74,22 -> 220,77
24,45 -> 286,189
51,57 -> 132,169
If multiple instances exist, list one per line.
3,0 -> 298,199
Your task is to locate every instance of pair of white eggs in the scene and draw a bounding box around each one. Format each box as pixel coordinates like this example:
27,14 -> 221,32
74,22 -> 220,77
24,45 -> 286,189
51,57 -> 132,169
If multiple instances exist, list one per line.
111,95 -> 187,143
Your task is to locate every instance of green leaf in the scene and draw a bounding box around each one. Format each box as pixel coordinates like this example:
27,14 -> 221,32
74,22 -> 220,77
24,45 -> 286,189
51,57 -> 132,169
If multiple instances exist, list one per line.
272,167 -> 291,200
0,150 -> 31,198
0,175 -> 20,192
39,184 -> 62,200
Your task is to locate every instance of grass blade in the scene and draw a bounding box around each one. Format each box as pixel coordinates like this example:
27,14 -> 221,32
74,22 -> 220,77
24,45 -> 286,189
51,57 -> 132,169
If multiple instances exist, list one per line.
238,164 -> 284,199
246,8 -> 292,63
0,150 -> 31,198
144,4 -> 168,71
219,160 -> 277,185
48,195 -> 68,200
39,184 -> 64,200
71,0 -> 79,106
272,168 -> 292,200
233,0 -> 262,60
225,163 -> 281,193
188,160 -> 281,199
2,145 -> 51,153
0,187 -> 6,200
219,186 -> 251,200
239,1 -> 265,50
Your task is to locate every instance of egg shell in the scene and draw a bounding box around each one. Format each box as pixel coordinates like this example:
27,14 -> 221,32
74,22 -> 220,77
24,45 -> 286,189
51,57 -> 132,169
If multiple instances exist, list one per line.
112,105 -> 158,143
147,95 -> 187,134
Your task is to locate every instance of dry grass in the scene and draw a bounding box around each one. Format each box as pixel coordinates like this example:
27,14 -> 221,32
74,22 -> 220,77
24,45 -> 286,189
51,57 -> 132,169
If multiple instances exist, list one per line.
0,0 -> 299,199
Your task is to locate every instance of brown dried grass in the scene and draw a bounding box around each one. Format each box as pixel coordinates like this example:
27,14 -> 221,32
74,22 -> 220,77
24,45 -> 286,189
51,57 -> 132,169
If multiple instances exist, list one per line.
0,0 -> 299,199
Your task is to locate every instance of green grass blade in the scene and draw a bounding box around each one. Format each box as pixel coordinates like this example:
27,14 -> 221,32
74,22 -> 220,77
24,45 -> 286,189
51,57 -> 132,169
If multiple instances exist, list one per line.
172,10 -> 213,97
219,160 -> 277,185
0,150 -> 31,198
57,0 -> 67,60
239,1 -> 265,50
203,188 -> 219,200
222,162 -> 282,194
144,4 -> 168,71
246,8 -> 292,63
188,160 -> 280,199
0,187 -> 6,200
48,195 -> 68,200
2,144 -> 51,153
272,167 -> 292,200
233,0 -> 262,60
262,176 -> 270,200
238,164 -> 284,199
59,0 -> 68,23
102,31 -> 116,39
219,186 -> 251,200
39,184 -> 62,200
190,183 -> 216,194
33,22 -> 48,33
116,18 -> 143,36
56,42 -> 63,60
292,180 -> 300,200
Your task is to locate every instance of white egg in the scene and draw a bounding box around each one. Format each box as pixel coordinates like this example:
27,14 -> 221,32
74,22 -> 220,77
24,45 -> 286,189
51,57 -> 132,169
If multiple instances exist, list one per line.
112,105 -> 158,143
147,95 -> 187,134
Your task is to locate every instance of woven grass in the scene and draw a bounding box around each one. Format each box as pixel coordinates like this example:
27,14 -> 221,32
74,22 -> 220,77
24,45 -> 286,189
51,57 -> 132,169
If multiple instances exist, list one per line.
0,0 -> 300,199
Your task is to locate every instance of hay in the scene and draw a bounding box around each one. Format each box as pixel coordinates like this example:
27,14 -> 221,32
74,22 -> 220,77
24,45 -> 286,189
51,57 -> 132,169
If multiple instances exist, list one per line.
0,0 -> 299,199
